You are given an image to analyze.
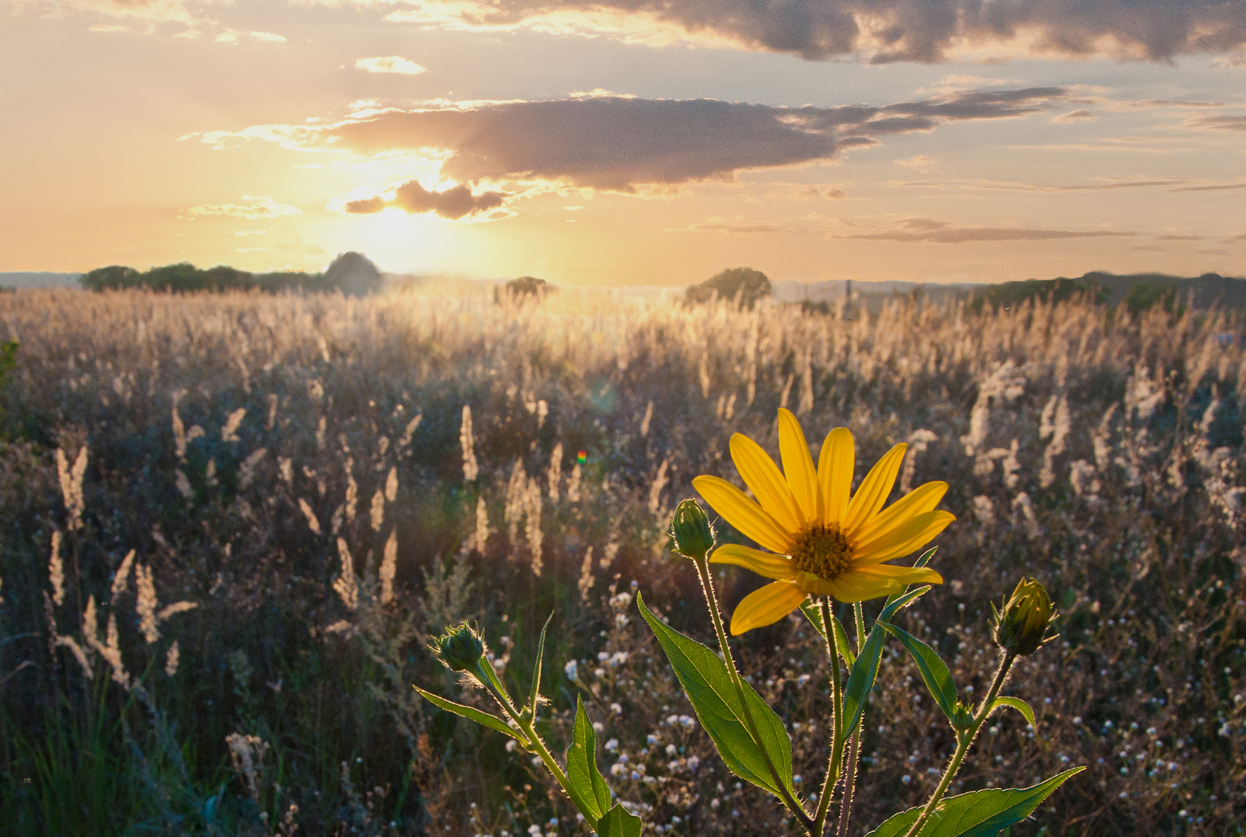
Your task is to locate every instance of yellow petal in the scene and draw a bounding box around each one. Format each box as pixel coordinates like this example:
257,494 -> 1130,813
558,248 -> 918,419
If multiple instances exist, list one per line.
729,581 -> 807,635
841,443 -> 907,536
729,433 -> 804,532
851,563 -> 944,586
777,409 -> 820,523
853,481 -> 948,546
693,475 -> 792,554
823,570 -> 906,603
853,510 -> 956,566
817,428 -> 854,524
709,544 -> 796,581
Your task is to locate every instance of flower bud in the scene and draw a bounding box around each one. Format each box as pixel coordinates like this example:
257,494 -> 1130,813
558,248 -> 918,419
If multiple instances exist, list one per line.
668,499 -> 716,561
433,622 -> 486,672
993,578 -> 1056,656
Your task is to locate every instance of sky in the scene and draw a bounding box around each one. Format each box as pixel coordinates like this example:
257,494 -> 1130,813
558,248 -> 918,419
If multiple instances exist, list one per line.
2,0 -> 1244,286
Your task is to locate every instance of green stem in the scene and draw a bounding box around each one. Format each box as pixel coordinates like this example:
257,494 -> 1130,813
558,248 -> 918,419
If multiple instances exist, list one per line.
473,659 -> 592,823
835,603 -> 867,837
813,597 -> 845,834
900,651 -> 1018,837
692,557 -> 816,834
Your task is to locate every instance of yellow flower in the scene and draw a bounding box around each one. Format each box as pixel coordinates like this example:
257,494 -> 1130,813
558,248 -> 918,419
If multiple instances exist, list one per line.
693,410 -> 954,634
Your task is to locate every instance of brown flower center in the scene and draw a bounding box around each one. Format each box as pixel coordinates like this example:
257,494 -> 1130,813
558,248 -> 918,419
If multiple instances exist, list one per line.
790,525 -> 852,581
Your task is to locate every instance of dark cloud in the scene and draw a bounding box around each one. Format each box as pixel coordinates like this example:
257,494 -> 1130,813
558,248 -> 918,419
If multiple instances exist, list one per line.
328,89 -> 1068,192
389,0 -> 1246,62
345,181 -> 508,219
834,217 -> 1132,243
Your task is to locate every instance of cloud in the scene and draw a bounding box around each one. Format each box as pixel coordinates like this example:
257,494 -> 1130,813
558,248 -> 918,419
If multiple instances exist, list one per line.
250,31 -> 287,43
895,155 -> 936,171
16,0 -> 196,24
377,0 -> 1246,62
355,56 -> 427,75
87,23 -> 129,32
187,196 -> 302,220
833,216 -> 1132,243
885,175 -> 1246,193
1183,114 -> 1246,132
1053,109 -> 1096,122
306,88 -> 1069,191
796,185 -> 846,199
344,180 -> 507,219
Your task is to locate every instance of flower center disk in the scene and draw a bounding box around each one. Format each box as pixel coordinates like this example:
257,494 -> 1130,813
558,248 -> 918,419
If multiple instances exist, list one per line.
791,525 -> 852,581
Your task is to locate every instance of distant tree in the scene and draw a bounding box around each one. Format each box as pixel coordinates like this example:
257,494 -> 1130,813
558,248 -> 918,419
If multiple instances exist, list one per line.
1124,282 -> 1179,316
325,252 -> 383,297
496,275 -> 554,303
82,265 -> 142,291
969,277 -> 1105,313
686,267 -> 771,309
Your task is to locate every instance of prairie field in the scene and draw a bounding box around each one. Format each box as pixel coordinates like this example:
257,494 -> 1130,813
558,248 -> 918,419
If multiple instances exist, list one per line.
0,286 -> 1244,836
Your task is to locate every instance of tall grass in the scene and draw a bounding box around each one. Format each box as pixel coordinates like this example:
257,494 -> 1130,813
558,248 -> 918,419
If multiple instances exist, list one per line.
0,285 -> 1242,835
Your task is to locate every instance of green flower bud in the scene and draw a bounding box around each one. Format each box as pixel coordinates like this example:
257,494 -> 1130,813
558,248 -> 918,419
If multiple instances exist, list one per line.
993,578 -> 1056,657
433,622 -> 486,672
668,499 -> 716,561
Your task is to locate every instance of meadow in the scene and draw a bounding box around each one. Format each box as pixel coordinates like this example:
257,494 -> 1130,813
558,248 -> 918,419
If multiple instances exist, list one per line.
0,285 -> 1242,836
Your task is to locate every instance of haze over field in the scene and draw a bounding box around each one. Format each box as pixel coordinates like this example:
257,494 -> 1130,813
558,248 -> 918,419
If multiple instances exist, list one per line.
2,0 -> 1245,285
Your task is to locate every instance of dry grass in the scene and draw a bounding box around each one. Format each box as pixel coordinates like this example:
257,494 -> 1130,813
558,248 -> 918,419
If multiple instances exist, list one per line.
0,286 -> 1242,836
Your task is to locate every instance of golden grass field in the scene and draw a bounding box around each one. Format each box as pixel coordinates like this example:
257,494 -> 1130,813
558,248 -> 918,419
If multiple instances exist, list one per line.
0,285 -> 1243,835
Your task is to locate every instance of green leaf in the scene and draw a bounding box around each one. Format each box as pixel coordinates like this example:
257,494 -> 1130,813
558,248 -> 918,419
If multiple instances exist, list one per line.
636,592 -> 793,798
864,768 -> 1084,837
990,696 -> 1036,729
413,686 -> 526,745
565,698 -> 614,822
800,601 -> 856,666
841,625 -> 885,738
879,584 -> 933,624
529,611 -> 554,718
597,802 -> 643,837
879,621 -> 958,723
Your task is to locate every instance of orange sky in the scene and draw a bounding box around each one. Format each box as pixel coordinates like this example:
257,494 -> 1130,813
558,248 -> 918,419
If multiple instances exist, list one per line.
2,0 -> 1244,286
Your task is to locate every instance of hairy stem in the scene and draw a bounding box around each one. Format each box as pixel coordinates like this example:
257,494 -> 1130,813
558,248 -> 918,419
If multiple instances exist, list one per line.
813,597 -> 846,835
900,651 -> 1018,837
692,557 -> 815,834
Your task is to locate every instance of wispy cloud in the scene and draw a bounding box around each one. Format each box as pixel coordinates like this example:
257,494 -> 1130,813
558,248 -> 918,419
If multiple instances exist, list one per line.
186,197 -> 302,220
1053,109 -> 1096,123
355,56 -> 427,75
832,216 -> 1132,243
1182,114 -> 1246,132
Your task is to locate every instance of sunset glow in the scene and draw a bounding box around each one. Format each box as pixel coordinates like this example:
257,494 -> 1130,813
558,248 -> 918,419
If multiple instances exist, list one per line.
3,0 -> 1244,284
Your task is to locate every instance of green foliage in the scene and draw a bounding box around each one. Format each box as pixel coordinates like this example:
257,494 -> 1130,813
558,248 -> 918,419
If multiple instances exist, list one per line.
636,592 -> 794,799
864,768 -> 1085,837
598,803 -> 644,837
79,261 -> 359,294
969,277 -> 1105,313
879,621 -> 959,725
564,699 -> 614,823
496,275 -> 555,302
685,267 -> 771,309
1124,282 -> 1180,316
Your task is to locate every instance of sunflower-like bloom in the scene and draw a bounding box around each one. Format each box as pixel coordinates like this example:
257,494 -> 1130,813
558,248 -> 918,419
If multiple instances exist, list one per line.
692,410 -> 955,634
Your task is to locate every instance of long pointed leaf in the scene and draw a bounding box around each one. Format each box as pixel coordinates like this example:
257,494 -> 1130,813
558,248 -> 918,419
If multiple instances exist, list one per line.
529,611 -> 554,717
864,767 -> 1084,837
565,698 -> 613,822
841,625 -> 885,738
879,621 -> 958,724
990,696 -> 1036,729
598,802 -> 643,837
799,601 -> 856,666
637,592 -> 793,798
413,686 -> 526,744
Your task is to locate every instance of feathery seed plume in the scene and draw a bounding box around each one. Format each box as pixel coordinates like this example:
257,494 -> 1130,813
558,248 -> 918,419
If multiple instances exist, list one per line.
111,550 -> 135,603
460,405 -> 478,482
238,448 -> 267,490
221,408 -> 246,443
298,498 -> 321,534
380,530 -> 397,605
384,466 -> 398,502
370,489 -> 385,532
333,538 -> 358,610
547,442 -> 562,500
639,401 -> 653,437
577,547 -> 595,601
135,564 -> 161,644
343,459 -> 358,523
165,640 -> 180,676
48,530 -> 65,606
